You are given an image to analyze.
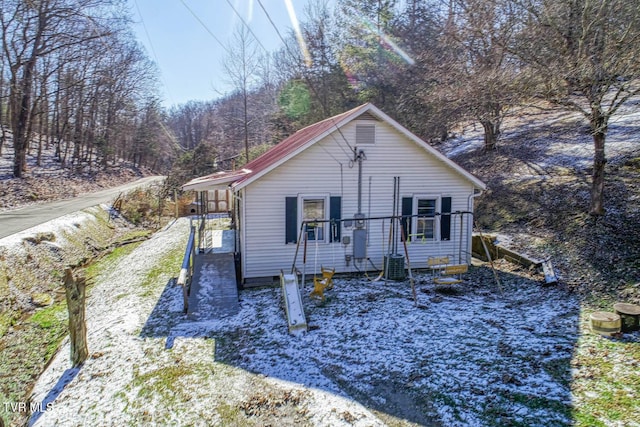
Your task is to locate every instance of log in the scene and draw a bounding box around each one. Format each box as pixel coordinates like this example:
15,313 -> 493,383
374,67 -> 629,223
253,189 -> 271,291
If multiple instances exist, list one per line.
613,303 -> 640,333
64,268 -> 89,367
589,311 -> 621,336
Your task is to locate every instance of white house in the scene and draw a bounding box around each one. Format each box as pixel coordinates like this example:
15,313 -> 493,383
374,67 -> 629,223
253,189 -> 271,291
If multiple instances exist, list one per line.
183,103 -> 486,285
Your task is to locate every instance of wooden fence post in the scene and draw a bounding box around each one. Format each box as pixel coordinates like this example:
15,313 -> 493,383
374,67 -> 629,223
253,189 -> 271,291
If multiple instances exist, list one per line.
174,189 -> 179,218
64,267 -> 88,367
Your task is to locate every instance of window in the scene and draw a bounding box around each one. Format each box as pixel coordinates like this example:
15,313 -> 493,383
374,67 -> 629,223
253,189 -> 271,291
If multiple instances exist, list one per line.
285,196 -> 341,244
303,198 -> 325,241
401,196 -> 451,242
416,198 -> 437,240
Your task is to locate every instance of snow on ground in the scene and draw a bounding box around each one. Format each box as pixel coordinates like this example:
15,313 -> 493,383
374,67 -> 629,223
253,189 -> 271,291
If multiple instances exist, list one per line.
442,102 -> 640,170
0,205 -> 109,253
27,216 -> 587,426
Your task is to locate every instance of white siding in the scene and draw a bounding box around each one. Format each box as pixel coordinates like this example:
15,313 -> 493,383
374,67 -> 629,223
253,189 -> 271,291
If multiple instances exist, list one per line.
241,120 -> 478,280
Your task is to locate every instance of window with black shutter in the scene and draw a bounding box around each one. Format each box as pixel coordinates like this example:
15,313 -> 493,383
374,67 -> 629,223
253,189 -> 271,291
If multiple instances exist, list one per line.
285,197 -> 297,244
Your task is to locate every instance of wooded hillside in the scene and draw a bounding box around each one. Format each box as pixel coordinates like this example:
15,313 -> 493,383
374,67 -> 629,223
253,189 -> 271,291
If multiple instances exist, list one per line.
2,0 -> 639,216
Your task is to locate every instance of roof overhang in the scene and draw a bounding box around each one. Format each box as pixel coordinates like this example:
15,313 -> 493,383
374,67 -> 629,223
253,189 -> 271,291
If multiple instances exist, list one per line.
181,169 -> 251,192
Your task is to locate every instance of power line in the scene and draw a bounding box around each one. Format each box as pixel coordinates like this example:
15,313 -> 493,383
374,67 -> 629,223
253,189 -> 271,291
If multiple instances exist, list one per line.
257,0 -> 288,53
223,0 -> 269,53
255,0 -> 356,158
133,0 -> 176,106
179,0 -> 230,55
220,0 -> 350,165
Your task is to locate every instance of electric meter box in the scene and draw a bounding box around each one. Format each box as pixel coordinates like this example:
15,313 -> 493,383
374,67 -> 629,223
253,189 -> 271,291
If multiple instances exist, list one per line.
353,229 -> 367,259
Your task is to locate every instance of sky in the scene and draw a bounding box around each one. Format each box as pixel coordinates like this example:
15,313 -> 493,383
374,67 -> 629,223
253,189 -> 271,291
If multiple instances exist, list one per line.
129,0 -> 317,107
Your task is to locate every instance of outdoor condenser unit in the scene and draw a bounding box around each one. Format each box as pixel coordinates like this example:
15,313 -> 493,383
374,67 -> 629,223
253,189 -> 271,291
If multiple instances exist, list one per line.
384,254 -> 406,280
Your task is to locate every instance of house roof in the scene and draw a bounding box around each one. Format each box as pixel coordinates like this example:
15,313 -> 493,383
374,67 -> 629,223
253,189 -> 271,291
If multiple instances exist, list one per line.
181,169 -> 251,191
181,103 -> 486,192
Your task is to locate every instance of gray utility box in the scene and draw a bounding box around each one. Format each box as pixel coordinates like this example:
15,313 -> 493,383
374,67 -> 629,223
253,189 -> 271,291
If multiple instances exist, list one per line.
353,229 -> 367,260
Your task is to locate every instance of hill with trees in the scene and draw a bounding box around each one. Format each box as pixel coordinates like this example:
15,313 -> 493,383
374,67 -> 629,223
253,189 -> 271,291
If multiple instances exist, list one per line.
1,2 -> 639,425
2,0 -> 639,273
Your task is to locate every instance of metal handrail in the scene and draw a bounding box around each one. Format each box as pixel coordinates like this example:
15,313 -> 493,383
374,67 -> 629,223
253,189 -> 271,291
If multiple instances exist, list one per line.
177,225 -> 196,313
198,215 -> 207,252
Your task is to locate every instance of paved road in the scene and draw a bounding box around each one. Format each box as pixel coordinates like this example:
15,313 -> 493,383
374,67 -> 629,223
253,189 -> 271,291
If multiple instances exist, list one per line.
0,176 -> 165,239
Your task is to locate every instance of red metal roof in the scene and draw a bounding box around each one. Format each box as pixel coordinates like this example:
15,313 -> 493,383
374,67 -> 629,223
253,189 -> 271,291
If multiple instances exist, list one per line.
181,103 -> 487,192
182,104 -> 369,191
233,103 -> 368,187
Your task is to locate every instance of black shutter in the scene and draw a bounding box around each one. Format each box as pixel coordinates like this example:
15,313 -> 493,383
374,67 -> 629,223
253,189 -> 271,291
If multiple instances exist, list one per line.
329,196 -> 341,243
285,197 -> 297,244
440,197 -> 452,241
401,197 -> 413,240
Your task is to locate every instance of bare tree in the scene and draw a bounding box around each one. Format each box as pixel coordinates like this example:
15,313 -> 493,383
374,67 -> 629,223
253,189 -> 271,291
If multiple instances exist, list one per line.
513,0 -> 640,215
133,98 -> 174,170
430,0 -> 522,150
168,101 -> 219,150
0,0 -> 124,178
93,36 -> 158,168
393,0 -> 456,142
222,25 -> 261,165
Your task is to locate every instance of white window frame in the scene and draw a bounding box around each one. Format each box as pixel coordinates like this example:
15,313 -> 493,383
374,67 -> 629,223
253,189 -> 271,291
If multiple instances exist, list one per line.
412,195 -> 440,242
299,194 -> 330,243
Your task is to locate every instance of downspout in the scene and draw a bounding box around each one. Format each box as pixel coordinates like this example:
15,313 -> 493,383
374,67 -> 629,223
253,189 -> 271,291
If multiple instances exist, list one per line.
231,186 -> 244,282
367,176 -> 372,246
356,149 -> 365,215
467,188 -> 484,264
230,185 -> 241,250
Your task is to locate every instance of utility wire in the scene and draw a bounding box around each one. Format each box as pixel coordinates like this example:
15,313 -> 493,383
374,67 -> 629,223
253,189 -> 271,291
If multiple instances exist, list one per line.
255,0 -> 356,159
179,0 -> 355,165
133,0 -> 176,106
179,0 -> 230,55
224,0 -> 349,166
257,0 -> 288,52
223,0 -> 268,53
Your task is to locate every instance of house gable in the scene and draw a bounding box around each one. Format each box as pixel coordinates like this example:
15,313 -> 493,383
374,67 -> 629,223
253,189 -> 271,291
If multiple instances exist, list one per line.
233,103 -> 485,192
182,103 -> 486,193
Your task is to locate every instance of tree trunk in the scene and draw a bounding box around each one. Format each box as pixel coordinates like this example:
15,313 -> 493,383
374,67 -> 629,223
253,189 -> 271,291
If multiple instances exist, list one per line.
243,86 -> 249,164
37,133 -> 43,166
102,105 -> 114,169
480,119 -> 499,151
13,132 -> 29,177
72,82 -> 84,172
0,59 -> 4,156
11,4 -> 47,178
64,268 -> 89,367
0,126 -> 5,156
590,131 -> 606,216
37,77 -> 49,165
589,104 -> 608,216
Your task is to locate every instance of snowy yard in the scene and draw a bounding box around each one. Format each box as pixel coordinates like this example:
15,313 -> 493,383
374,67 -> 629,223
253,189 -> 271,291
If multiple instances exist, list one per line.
24,216 -> 634,427
13,97 -> 640,426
